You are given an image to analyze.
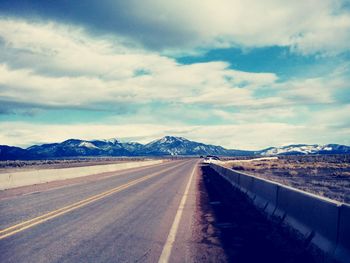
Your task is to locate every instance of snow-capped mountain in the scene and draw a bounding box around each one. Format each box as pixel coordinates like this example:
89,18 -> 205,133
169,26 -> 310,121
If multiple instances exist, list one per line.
26,139 -> 131,158
1,137 -> 349,160
0,136 -> 250,159
121,142 -> 144,153
259,144 -> 350,156
142,136 -> 238,156
78,141 -> 99,149
102,138 -> 119,144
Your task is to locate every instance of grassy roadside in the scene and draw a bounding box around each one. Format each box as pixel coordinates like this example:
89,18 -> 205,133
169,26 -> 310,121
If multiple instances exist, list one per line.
220,155 -> 350,203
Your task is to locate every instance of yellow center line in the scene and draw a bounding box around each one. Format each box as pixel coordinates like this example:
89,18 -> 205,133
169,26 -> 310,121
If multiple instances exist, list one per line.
0,161 -> 188,240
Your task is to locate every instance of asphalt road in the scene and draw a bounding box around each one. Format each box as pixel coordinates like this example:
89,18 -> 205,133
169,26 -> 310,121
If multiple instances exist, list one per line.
0,159 -> 199,263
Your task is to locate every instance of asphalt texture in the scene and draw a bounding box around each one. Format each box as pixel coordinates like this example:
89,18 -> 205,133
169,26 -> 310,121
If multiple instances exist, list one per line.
0,160 -> 200,263
0,161 -> 326,263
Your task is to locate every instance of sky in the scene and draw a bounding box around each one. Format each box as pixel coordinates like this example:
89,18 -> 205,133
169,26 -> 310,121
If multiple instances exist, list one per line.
0,0 -> 349,150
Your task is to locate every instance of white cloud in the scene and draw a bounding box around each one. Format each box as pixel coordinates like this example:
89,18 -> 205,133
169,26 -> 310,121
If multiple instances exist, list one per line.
118,0 -> 350,55
277,78 -> 336,104
2,1 -> 349,54
1,119 -> 349,150
0,18 -> 283,110
1,18 -> 347,113
216,107 -> 298,123
309,104 -> 350,127
0,17 -> 349,149
275,64 -> 350,105
0,122 -> 168,147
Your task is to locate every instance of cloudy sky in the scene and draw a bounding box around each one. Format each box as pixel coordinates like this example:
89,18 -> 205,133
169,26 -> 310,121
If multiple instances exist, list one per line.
0,0 -> 349,149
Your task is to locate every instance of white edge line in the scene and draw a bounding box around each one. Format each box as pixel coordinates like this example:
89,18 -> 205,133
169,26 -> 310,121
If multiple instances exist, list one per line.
158,163 -> 197,263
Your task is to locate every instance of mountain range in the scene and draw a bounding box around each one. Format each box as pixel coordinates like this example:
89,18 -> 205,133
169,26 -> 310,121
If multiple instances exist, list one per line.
1,136 -> 349,160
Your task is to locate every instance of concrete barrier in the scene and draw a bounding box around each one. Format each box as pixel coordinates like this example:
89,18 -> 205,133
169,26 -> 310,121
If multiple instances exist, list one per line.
209,163 -> 350,263
210,165 -> 278,215
274,186 -> 340,254
250,177 -> 279,215
238,172 -> 254,197
226,168 -> 240,186
335,204 -> 350,261
0,160 -> 164,190
211,164 -> 239,186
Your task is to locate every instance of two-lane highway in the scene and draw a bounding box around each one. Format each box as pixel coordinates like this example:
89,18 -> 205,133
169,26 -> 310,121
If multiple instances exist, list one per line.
0,159 -> 198,263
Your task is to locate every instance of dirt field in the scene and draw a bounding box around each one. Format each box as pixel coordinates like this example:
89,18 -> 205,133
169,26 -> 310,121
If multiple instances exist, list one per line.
221,155 -> 350,204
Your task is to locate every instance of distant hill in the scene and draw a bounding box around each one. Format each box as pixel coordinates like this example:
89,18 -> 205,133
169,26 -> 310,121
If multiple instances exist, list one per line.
1,136 -> 349,160
258,144 -> 350,156
0,145 -> 37,160
140,136 -> 251,156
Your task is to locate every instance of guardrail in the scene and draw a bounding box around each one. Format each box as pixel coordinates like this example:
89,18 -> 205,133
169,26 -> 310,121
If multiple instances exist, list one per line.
209,163 -> 350,263
0,160 -> 164,190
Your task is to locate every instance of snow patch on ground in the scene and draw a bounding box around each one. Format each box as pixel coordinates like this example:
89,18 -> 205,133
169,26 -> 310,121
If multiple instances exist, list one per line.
79,142 -> 98,149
